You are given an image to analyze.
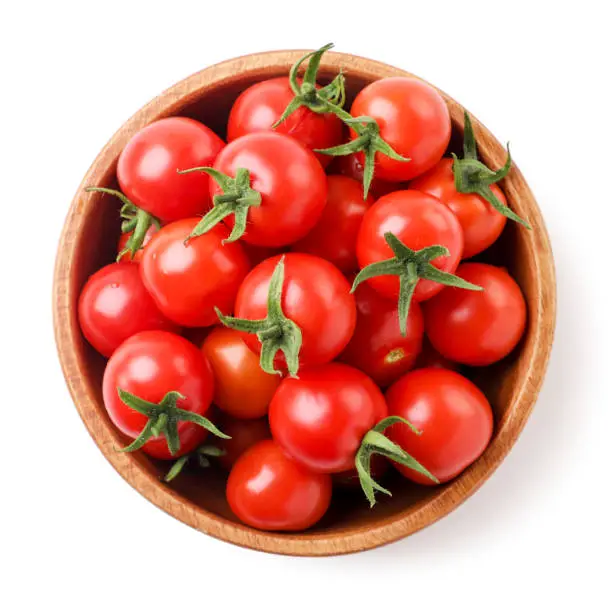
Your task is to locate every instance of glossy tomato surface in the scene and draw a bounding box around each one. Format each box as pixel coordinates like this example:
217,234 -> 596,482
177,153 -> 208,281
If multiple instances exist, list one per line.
227,440 -> 332,531
386,368 -> 493,484
340,283 -> 424,387
356,190 -> 465,302
102,331 -> 215,459
117,117 -> 225,221
141,218 -> 250,327
269,363 -> 388,473
117,225 -> 157,263
201,327 -> 280,419
78,262 -> 177,357
209,132 -> 327,246
350,77 -> 451,181
213,415 -> 271,470
424,263 -> 527,366
411,158 -> 507,258
292,175 -> 374,273
227,77 -> 343,166
235,254 -> 356,368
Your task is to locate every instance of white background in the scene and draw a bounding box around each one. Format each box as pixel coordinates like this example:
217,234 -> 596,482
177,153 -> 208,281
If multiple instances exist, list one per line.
2,1 -> 610,595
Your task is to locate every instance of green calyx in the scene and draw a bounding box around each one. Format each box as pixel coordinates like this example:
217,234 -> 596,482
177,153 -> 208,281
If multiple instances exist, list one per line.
452,111 -> 530,228
316,116 -> 410,199
177,167 -> 261,243
116,389 -> 230,457
273,43 -> 346,127
355,416 -> 439,507
85,187 -> 160,260
352,232 -> 483,336
164,445 -> 226,482
215,256 -> 302,377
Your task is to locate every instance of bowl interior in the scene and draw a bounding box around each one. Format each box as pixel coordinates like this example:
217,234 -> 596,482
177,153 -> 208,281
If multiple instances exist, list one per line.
56,53 -> 554,554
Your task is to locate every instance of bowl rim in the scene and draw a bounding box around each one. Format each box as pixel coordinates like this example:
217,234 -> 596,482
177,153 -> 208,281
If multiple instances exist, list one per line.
53,49 -> 556,556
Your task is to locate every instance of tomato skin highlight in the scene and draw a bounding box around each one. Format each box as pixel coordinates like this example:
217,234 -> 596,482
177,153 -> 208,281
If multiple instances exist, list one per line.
78,262 -> 177,357
227,77 -> 343,167
410,158 -> 507,258
117,225 -> 157,263
327,152 -> 405,198
213,415 -> 271,470
102,331 -> 215,459
269,363 -> 388,473
140,218 -> 250,328
386,368 -> 493,484
349,77 -> 451,181
292,175 -> 374,273
424,263 -> 527,366
235,254 -> 356,369
227,440 -> 332,531
356,190 -> 465,302
201,327 -> 280,419
209,131 -> 327,247
117,117 -> 225,222
340,283 -> 424,387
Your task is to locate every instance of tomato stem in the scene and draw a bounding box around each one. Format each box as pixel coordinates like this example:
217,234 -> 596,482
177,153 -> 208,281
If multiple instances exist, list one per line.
116,389 -> 229,457
164,445 -> 226,482
352,233 -> 483,335
214,256 -> 303,377
272,43 -> 347,128
356,416 -> 439,507
451,111 -> 530,228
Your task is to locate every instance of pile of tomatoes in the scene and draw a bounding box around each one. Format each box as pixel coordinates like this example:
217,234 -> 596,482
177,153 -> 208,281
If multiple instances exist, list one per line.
78,44 -> 529,532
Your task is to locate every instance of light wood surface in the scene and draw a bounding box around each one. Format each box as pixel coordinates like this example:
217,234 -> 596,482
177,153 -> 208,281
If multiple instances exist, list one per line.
53,50 -> 556,556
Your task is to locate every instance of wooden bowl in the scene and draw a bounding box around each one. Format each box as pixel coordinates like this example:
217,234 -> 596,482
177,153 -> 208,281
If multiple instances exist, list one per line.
53,50 -> 556,556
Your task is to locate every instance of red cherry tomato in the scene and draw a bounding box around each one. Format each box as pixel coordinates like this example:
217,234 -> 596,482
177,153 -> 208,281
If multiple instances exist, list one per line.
424,263 -> 527,366
102,331 -> 215,459
227,440 -> 332,531
234,254 -> 356,369
208,131 -> 327,246
410,158 -> 507,258
140,218 -> 249,327
327,153 -> 405,198
78,262 -> 177,357
415,339 -> 458,371
340,283 -> 424,387
201,327 -> 280,419
292,175 -> 374,273
213,415 -> 271,470
117,117 -> 225,222
386,368 -> 493,484
227,77 -> 343,167
269,363 -> 388,473
356,190 -> 464,302
117,225 -> 157,263
349,77 -> 451,181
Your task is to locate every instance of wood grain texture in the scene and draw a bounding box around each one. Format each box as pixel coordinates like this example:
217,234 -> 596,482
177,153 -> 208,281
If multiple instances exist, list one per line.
53,50 -> 556,556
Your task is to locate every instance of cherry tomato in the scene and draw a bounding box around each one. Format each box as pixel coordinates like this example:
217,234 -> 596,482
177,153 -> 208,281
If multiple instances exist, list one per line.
213,415 -> 271,470
386,368 -> 493,484
349,77 -> 451,181
201,327 -> 280,419
340,283 -> 424,387
78,262 -> 177,357
233,254 -> 356,369
102,331 -> 215,459
141,218 -> 250,327
207,131 -> 327,247
269,363 -> 387,473
292,175 -> 374,273
327,153 -> 405,198
415,338 -> 458,371
410,158 -> 507,258
227,77 -> 343,167
227,440 -> 332,531
117,117 -> 225,222
356,190 -> 464,302
117,224 -> 157,263
424,263 -> 527,366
